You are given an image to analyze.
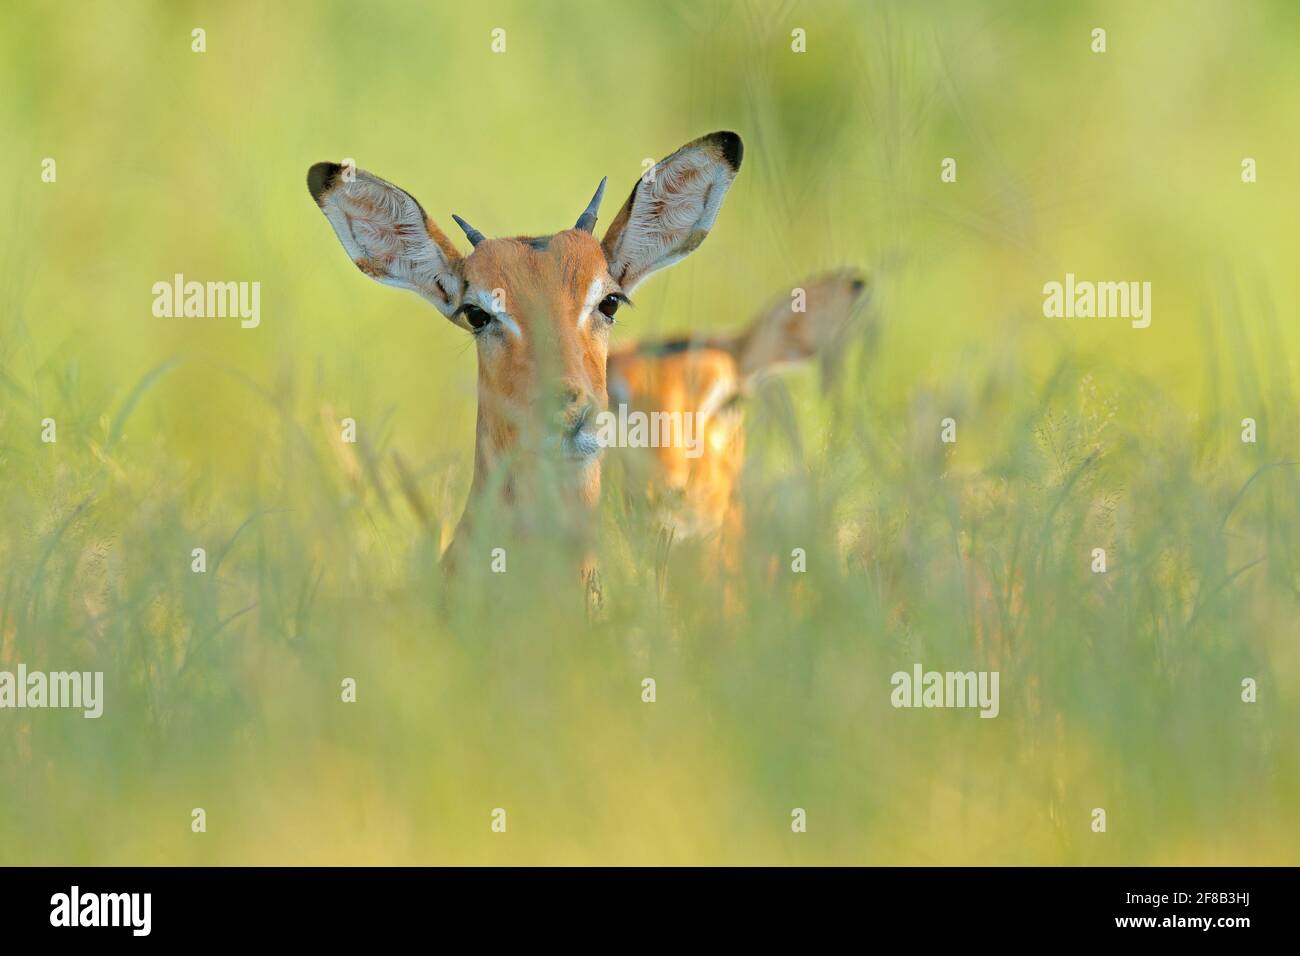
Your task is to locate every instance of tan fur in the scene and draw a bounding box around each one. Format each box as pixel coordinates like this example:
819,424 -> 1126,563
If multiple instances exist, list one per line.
307,132 -> 744,590
608,270 -> 870,545
608,346 -> 744,539
460,232 -> 612,491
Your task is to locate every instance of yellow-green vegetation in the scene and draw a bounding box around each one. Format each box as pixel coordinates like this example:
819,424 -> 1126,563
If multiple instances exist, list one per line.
1,0 -> 1296,864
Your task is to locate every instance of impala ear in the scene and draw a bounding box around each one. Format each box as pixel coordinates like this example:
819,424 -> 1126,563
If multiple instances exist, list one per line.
600,131 -> 742,293
731,270 -> 871,381
307,162 -> 464,319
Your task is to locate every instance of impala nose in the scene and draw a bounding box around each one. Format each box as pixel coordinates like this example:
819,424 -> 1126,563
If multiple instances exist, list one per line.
559,394 -> 594,435
569,403 -> 594,437
553,383 -> 599,450
557,386 -> 582,412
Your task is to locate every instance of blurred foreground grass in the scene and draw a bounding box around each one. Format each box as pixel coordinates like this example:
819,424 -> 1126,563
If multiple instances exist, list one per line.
1,0 -> 1297,864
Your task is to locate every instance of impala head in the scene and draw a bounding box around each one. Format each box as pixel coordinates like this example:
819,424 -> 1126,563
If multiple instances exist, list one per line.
307,131 -> 742,512
607,269 -> 872,540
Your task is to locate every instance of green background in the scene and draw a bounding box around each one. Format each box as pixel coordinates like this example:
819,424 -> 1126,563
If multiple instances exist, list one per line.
1,0 -> 1297,864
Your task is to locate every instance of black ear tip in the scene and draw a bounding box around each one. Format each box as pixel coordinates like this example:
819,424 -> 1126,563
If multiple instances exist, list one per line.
842,268 -> 870,297
307,162 -> 342,205
710,131 -> 743,171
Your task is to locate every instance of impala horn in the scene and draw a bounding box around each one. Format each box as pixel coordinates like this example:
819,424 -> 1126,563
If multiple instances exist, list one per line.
451,214 -> 486,247
574,177 -> 607,233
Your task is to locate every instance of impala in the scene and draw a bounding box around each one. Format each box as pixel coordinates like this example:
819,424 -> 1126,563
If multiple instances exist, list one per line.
606,268 -> 868,549
306,131 -> 868,586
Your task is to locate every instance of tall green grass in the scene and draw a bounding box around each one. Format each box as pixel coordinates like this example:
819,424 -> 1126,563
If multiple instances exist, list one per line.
1,0 -> 1297,864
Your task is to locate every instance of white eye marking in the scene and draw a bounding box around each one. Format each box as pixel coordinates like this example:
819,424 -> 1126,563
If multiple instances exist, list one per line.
496,313 -> 522,339
696,375 -> 736,421
577,277 -> 604,329
470,287 -> 521,339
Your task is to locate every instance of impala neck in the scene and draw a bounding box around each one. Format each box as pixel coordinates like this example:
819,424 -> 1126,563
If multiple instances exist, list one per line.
444,400 -> 601,566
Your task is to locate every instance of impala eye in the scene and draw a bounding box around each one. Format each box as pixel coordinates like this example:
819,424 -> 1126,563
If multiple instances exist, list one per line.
460,304 -> 492,331
598,293 -> 625,321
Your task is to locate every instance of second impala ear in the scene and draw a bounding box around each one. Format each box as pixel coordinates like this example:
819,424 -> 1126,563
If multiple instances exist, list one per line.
307,162 -> 464,319
730,270 -> 871,380
600,131 -> 742,293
